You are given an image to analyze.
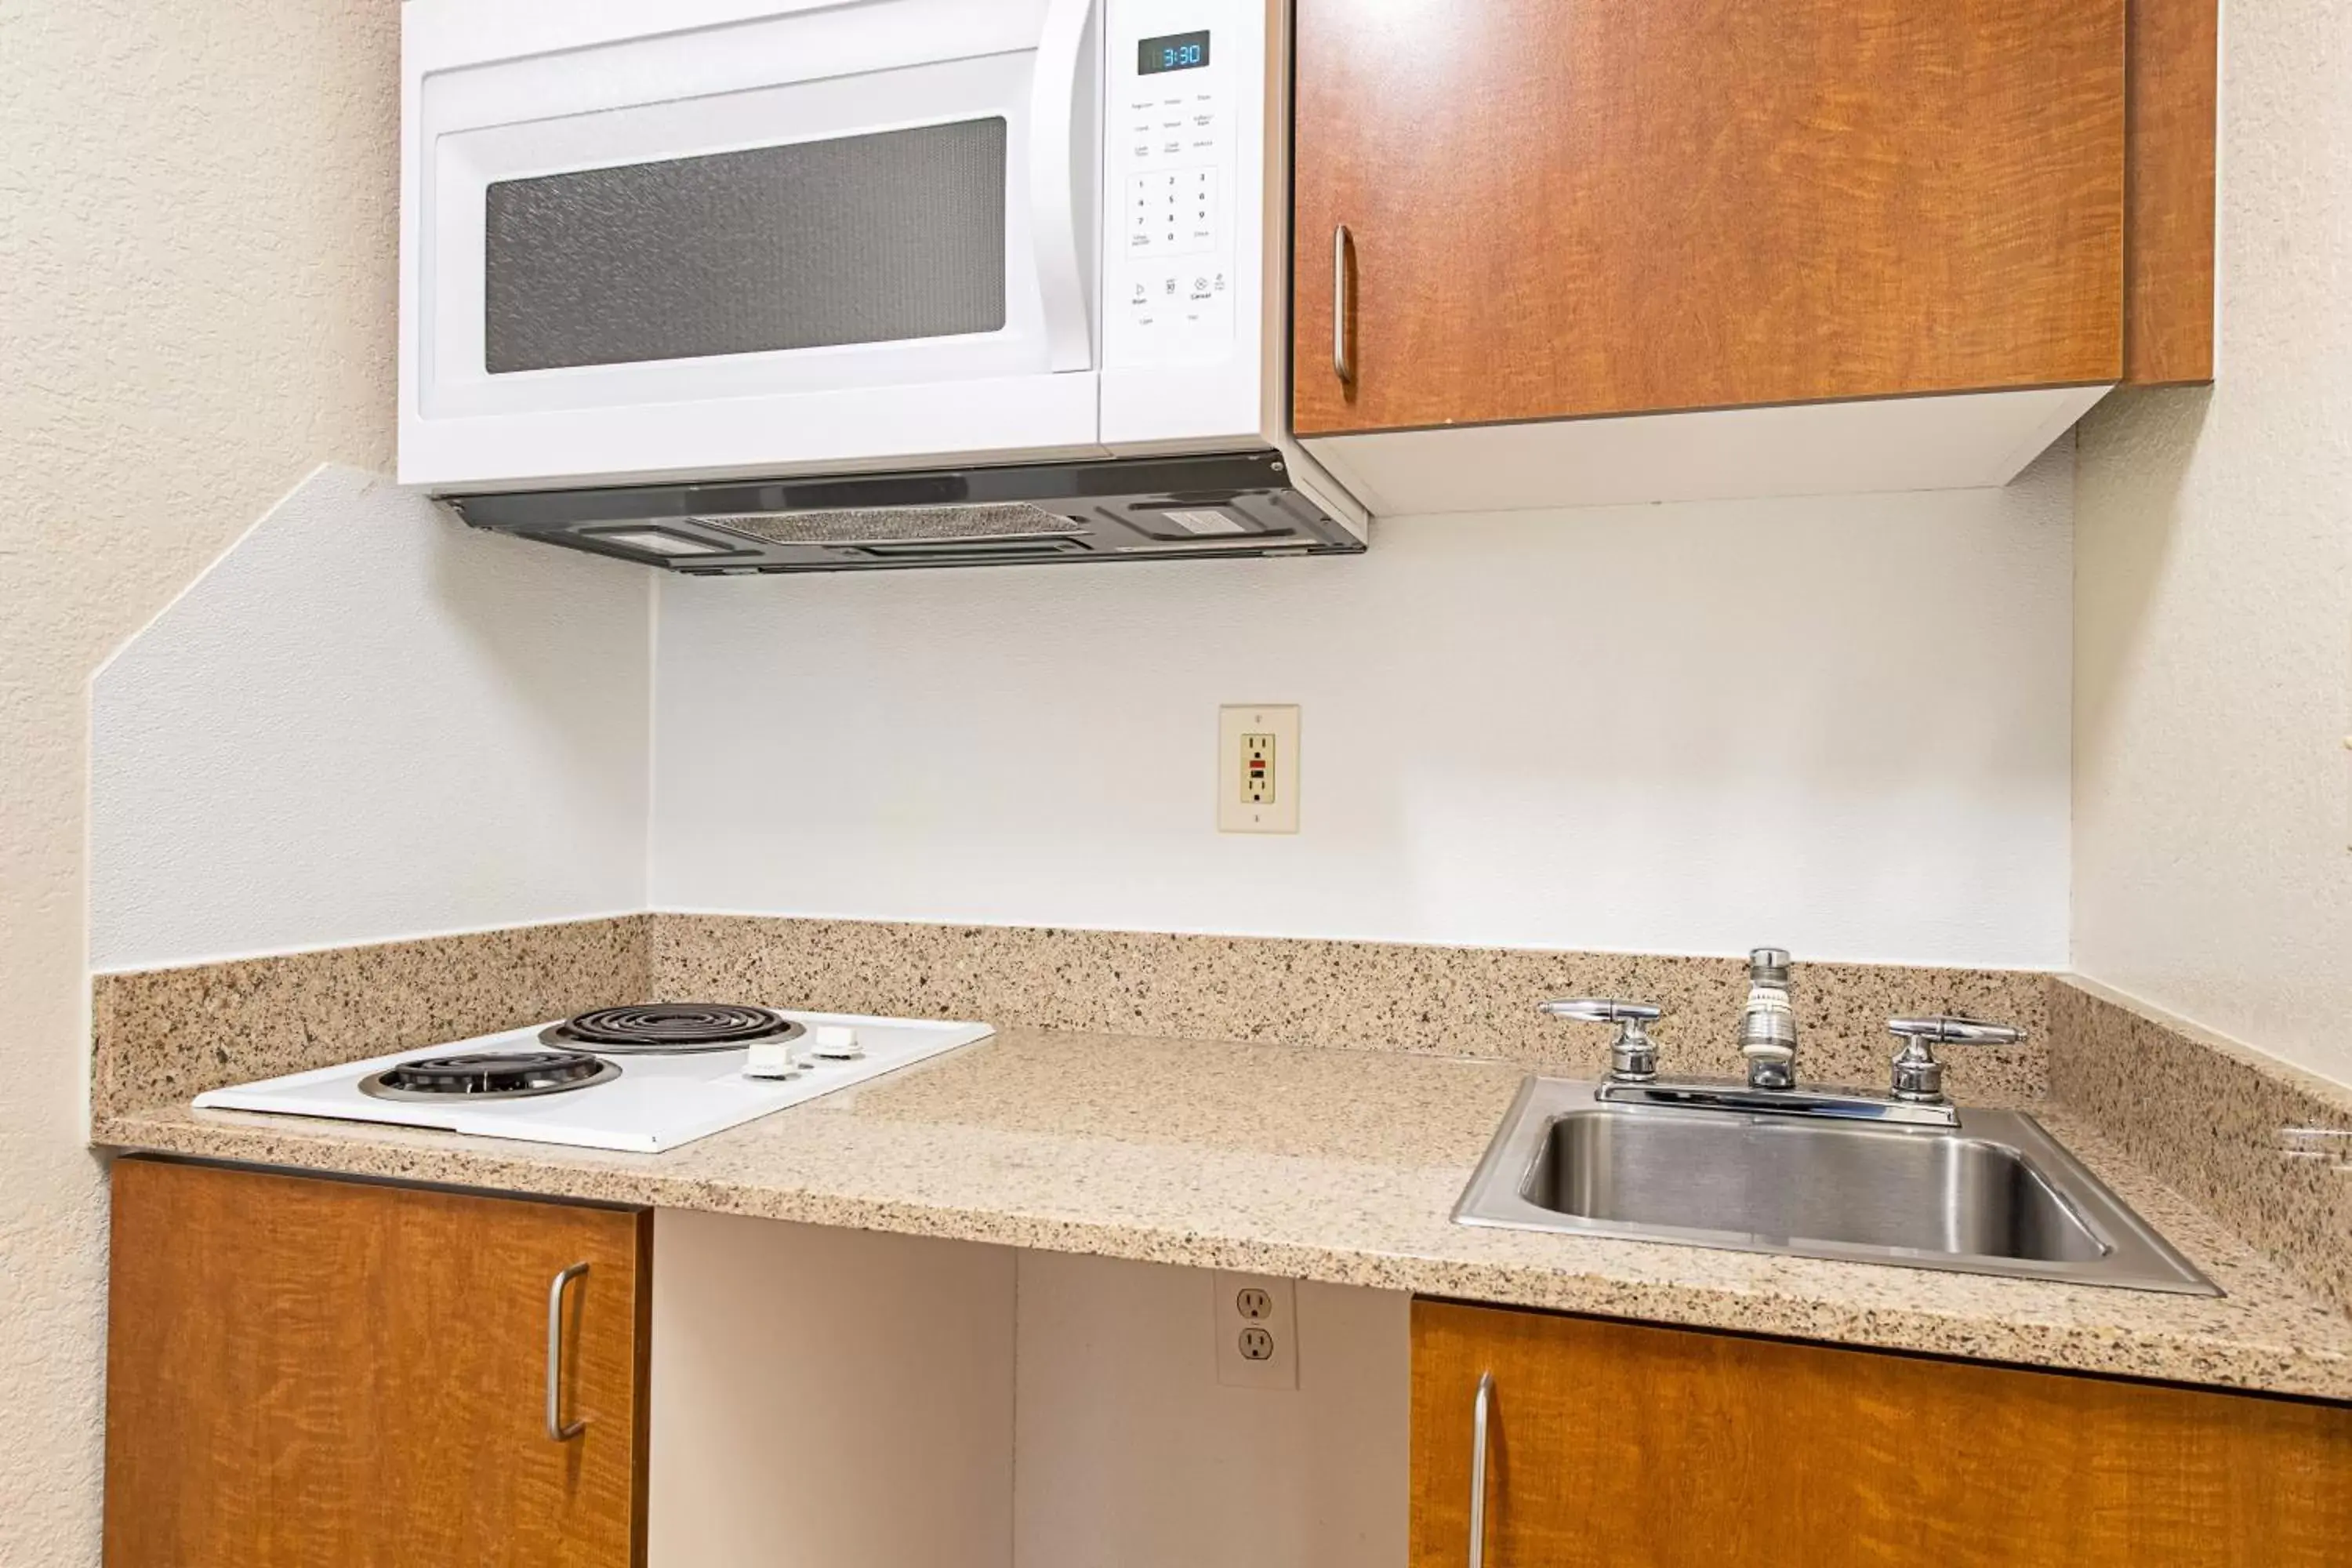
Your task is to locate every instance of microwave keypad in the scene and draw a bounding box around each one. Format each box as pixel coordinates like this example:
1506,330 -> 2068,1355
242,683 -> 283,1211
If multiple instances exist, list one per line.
1127,168 -> 1217,258
1110,71 -> 1235,359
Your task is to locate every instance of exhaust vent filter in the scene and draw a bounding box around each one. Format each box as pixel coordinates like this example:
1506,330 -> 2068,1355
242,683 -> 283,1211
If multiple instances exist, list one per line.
694,503 -> 1079,547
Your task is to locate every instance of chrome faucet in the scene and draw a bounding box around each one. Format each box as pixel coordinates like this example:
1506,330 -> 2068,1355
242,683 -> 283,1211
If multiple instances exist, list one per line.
1737,946 -> 1798,1090
1540,953 -> 2026,1130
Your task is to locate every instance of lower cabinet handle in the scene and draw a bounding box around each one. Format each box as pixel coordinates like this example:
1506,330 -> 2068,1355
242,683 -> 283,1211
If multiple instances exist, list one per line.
546,1261 -> 590,1442
1469,1370 -> 1494,1567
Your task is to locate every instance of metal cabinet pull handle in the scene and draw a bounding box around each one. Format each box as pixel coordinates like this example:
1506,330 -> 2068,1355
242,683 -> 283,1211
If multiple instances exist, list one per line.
546,1261 -> 589,1441
1469,1370 -> 1494,1567
1332,223 -> 1356,386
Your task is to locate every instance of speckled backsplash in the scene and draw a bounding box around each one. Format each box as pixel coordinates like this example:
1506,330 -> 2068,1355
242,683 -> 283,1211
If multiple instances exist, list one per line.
2049,978 -> 2352,1320
649,916 -> 2049,1097
93,914 -> 2050,1118
90,915 -> 649,1117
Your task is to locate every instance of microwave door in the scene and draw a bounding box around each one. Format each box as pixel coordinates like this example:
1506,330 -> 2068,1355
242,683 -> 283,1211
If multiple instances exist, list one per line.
401,0 -> 1106,490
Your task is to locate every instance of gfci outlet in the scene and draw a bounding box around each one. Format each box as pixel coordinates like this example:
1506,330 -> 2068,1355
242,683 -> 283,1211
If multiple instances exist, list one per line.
1214,1272 -> 1298,1389
1218,705 -> 1301,833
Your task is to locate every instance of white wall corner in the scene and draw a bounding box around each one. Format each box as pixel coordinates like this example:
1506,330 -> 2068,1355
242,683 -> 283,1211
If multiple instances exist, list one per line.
90,466 -> 654,970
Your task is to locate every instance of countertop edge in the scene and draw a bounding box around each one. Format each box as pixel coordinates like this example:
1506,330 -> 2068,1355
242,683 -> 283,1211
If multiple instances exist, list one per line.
93,1108 -> 2352,1406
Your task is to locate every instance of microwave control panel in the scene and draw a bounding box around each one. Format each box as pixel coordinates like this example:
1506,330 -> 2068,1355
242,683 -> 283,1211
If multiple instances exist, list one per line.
1102,0 -> 1248,369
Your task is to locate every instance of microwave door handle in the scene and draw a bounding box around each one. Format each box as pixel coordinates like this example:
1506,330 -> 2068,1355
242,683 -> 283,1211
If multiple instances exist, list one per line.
1029,0 -> 1097,372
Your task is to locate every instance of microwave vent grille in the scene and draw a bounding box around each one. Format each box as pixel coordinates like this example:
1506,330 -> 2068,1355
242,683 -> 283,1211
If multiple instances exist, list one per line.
693,503 -> 1080,547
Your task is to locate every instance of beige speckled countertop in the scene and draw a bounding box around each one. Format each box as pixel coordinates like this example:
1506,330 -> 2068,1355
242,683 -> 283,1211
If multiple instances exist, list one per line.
94,1025 -> 2352,1403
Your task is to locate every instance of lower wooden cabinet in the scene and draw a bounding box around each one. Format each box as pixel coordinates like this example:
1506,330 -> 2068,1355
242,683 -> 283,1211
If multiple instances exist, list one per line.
105,1157 -> 649,1567
1411,1299 -> 2352,1566
105,1163 -> 2352,1567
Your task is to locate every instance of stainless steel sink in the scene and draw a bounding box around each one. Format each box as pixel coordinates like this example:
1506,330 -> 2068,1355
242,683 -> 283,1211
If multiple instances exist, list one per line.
1454,1077 -> 2217,1294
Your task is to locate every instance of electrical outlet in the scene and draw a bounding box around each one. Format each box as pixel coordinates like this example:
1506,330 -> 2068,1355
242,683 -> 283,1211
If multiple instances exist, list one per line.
1218,705 -> 1300,833
1241,732 -> 1277,805
1214,1272 -> 1297,1388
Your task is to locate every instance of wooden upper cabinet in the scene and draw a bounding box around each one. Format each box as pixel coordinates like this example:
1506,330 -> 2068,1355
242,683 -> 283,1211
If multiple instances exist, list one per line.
2124,0 -> 2219,384
106,1159 -> 650,1568
1292,0 -> 2132,437
1411,1299 -> 2352,1568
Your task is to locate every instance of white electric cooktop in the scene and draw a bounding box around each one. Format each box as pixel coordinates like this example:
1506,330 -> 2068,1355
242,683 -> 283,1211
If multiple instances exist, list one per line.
191,1007 -> 993,1154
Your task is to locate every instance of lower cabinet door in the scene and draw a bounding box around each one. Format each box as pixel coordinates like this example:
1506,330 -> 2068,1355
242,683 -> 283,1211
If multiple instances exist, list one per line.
1410,1298 -> 2352,1568
106,1157 -> 648,1567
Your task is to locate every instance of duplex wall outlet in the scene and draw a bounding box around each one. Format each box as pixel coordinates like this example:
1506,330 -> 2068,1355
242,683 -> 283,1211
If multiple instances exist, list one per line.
1241,732 -> 1276,805
1214,1272 -> 1298,1389
1218,705 -> 1300,833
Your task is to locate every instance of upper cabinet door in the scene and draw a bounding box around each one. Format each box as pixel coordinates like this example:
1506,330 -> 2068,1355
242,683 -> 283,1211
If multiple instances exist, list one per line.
106,1160 -> 649,1568
1292,0 -> 2127,437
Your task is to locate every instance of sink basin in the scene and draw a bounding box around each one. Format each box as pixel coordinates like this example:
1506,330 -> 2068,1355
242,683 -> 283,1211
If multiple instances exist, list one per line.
1454,1078 -> 2217,1294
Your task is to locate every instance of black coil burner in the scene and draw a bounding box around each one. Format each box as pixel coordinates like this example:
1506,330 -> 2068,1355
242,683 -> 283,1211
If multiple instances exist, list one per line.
359,1049 -> 620,1102
542,1003 -> 803,1055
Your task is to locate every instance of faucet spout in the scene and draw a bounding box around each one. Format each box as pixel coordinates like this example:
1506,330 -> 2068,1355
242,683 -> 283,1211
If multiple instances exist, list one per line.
1738,947 -> 1798,1090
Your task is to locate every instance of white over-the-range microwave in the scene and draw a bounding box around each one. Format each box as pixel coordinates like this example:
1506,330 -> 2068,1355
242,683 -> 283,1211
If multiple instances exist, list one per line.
399,0 -> 1367,572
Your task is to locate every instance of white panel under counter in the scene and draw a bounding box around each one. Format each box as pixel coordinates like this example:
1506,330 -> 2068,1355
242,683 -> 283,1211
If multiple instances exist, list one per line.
1305,383 -> 2109,516
648,1212 -> 1018,1568
1013,1251 -> 1407,1568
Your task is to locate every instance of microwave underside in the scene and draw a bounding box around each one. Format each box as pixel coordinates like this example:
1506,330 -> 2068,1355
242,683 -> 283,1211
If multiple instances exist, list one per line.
447,452 -> 1364,574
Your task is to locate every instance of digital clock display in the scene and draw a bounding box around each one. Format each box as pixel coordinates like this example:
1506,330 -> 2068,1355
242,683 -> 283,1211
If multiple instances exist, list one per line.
1138,30 -> 1210,74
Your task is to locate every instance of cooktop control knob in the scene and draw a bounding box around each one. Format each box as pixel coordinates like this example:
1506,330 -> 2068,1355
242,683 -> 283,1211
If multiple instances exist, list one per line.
811,1025 -> 864,1060
742,1039 -> 801,1080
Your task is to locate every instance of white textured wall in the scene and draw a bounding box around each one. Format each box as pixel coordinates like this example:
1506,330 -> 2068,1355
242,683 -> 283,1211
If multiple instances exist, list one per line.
0,2 -> 402,1559
90,466 -> 651,971
652,452 -> 2074,968
2074,2 -> 2352,1087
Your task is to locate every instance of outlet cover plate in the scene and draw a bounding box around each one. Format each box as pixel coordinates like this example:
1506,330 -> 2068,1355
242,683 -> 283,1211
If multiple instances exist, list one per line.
1218,705 -> 1300,833
1214,1271 -> 1298,1388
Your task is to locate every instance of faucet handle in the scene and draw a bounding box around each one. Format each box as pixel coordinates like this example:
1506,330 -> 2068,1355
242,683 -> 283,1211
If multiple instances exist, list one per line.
1886,1016 -> 2024,1102
1541,999 -> 1664,1025
1889,1016 -> 2024,1046
1541,999 -> 1664,1083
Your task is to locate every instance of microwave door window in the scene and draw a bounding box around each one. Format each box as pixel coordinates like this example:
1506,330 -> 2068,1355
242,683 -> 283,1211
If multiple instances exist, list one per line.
482,118 -> 1008,374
